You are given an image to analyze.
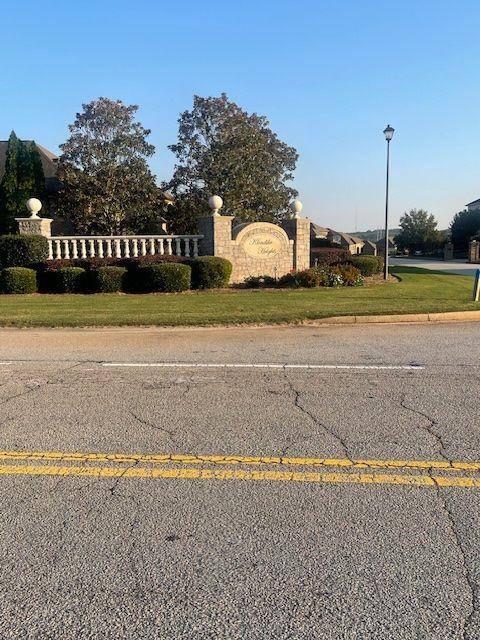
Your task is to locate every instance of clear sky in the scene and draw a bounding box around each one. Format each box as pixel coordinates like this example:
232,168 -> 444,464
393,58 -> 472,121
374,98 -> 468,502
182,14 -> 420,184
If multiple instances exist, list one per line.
2,0 -> 479,230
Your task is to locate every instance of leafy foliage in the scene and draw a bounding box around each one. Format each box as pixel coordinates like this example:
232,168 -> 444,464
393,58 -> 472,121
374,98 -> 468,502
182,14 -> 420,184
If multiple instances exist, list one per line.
450,209 -> 480,250
348,255 -> 382,276
89,266 -> 127,293
165,94 -> 298,230
0,132 -> 46,232
0,234 -> 48,268
243,275 -> 277,288
135,263 -> 191,293
310,247 -> 350,267
0,267 -> 37,294
278,269 -> 322,288
57,98 -> 161,235
395,209 -> 442,253
190,256 -> 232,289
47,267 -> 87,293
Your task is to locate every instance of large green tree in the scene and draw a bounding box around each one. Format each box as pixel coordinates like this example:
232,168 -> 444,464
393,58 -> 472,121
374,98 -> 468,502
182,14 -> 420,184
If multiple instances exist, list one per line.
395,209 -> 442,253
57,97 -> 161,235
165,94 -> 298,232
450,209 -> 480,250
0,131 -> 46,233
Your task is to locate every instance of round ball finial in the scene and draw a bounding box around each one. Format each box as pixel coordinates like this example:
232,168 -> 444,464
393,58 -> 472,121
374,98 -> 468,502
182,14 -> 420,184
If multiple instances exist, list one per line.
208,195 -> 223,216
292,199 -> 303,218
26,198 -> 42,219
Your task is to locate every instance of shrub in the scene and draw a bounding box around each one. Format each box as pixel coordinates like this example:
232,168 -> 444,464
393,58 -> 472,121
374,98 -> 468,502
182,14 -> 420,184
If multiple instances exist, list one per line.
278,268 -> 321,288
46,267 -> 87,293
190,256 -> 232,289
134,263 -> 191,293
328,264 -> 363,287
0,235 -> 48,269
310,247 -> 350,267
89,266 -> 127,293
0,267 -> 37,294
243,275 -> 277,288
348,255 -> 382,276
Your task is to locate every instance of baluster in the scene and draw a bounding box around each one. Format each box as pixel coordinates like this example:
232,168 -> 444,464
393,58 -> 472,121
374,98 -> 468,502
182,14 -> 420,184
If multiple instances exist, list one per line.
80,239 -> 87,259
106,239 -> 113,258
140,239 -> 147,256
192,238 -> 199,258
158,238 -> 164,255
184,238 -> 190,257
166,239 -> 173,255
175,238 -> 181,255
88,239 -> 95,257
71,239 -> 78,259
148,239 -> 155,255
63,239 -> 70,259
96,239 -> 103,258
47,240 -> 53,260
132,239 -> 139,257
114,239 -> 122,257
55,240 -> 61,259
123,238 -> 130,258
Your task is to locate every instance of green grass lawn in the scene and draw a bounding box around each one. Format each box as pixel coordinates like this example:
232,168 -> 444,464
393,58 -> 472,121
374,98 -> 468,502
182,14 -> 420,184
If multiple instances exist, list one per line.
0,267 -> 477,328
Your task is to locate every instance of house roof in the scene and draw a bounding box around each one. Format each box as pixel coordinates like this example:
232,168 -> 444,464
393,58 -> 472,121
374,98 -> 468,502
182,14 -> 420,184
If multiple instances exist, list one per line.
376,236 -> 396,247
329,230 -> 364,245
363,240 -> 376,248
0,140 -> 59,182
310,222 -> 329,237
466,198 -> 480,207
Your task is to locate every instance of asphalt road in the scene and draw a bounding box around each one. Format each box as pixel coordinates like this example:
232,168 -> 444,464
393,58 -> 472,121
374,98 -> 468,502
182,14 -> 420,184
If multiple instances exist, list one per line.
390,256 -> 478,276
1,322 -> 480,639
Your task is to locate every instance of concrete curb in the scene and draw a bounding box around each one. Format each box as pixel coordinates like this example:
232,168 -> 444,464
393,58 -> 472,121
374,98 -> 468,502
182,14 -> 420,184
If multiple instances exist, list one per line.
309,310 -> 480,325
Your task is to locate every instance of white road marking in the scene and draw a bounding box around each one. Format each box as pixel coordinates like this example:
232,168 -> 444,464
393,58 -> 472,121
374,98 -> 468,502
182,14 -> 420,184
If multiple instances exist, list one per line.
102,362 -> 424,371
0,362 -> 12,365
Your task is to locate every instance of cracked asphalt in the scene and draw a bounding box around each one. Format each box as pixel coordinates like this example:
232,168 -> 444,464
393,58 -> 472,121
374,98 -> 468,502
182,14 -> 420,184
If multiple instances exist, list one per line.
0,322 -> 480,639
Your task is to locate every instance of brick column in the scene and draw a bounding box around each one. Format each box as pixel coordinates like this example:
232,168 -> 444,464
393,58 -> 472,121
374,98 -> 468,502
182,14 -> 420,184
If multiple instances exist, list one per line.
281,217 -> 311,271
197,215 -> 234,257
469,240 -> 480,263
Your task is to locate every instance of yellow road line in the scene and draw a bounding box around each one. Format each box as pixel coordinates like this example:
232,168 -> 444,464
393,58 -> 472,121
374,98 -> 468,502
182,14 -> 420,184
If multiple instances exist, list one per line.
0,449 -> 480,472
0,462 -> 479,488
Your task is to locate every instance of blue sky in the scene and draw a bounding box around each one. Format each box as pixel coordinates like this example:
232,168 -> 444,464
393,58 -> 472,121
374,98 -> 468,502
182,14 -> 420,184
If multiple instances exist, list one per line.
2,0 -> 479,230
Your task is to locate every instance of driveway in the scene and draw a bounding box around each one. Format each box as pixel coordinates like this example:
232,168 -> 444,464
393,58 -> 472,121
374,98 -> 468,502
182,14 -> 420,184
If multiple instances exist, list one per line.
390,256 -> 478,276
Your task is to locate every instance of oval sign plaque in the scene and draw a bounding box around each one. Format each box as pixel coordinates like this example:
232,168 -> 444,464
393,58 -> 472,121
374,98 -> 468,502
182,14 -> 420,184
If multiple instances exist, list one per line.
240,227 -> 286,259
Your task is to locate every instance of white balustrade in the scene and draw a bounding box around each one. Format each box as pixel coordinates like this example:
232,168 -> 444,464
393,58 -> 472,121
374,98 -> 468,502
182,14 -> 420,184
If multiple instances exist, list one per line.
47,235 -> 203,261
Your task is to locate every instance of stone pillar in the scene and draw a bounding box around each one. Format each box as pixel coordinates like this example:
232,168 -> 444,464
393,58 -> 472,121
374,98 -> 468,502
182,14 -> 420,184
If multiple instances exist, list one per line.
281,216 -> 311,271
15,198 -> 53,237
443,242 -> 454,261
197,215 -> 234,257
16,217 -> 53,237
469,240 -> 480,263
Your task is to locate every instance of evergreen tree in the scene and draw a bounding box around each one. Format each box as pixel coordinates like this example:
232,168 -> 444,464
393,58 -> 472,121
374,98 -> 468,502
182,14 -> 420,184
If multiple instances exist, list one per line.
0,132 -> 46,233
0,131 -> 21,232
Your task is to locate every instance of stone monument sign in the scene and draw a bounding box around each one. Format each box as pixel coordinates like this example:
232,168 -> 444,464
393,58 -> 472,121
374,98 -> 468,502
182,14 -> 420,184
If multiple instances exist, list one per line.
198,198 -> 310,283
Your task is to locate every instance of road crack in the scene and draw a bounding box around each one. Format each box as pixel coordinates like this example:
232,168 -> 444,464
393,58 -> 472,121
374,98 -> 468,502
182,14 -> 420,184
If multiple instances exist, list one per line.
282,368 -> 353,460
429,473 -> 476,638
128,411 -> 178,447
400,394 -> 450,463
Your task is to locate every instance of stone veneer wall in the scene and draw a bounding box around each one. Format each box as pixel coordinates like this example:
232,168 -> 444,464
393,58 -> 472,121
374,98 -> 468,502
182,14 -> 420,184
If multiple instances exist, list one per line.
197,215 -> 310,284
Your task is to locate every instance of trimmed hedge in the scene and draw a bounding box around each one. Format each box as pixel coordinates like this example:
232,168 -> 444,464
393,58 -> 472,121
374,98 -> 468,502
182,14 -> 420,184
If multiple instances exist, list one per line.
243,275 -> 277,288
348,255 -> 382,276
0,267 -> 37,294
0,235 -> 48,269
190,256 -> 232,289
89,267 -> 127,293
310,247 -> 350,267
134,263 -> 191,293
46,267 -> 87,293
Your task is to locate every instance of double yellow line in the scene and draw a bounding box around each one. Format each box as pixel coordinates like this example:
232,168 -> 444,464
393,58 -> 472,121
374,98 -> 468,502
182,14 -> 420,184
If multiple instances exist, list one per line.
0,449 -> 480,488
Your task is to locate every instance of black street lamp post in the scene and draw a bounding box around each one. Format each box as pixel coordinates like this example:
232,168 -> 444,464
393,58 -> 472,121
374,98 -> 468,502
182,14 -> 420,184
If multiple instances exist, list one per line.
383,124 -> 394,280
